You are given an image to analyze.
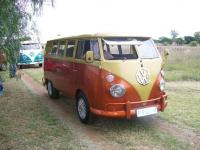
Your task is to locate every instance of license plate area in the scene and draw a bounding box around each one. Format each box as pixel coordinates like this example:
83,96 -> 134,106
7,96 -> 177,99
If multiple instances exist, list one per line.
137,106 -> 157,117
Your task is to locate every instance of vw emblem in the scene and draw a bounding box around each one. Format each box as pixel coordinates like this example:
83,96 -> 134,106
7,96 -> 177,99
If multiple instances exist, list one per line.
23,55 -> 27,60
136,68 -> 150,85
30,52 -> 34,57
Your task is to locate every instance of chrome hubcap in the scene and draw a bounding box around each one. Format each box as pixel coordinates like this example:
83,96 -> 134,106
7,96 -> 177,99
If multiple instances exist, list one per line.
48,82 -> 52,96
78,98 -> 87,119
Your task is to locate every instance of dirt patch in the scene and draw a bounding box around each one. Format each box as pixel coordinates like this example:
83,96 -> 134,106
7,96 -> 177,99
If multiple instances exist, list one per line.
21,71 -> 122,150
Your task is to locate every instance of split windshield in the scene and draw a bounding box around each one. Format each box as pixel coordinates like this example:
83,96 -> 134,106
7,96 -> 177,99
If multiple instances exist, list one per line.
102,38 -> 159,60
21,43 -> 40,50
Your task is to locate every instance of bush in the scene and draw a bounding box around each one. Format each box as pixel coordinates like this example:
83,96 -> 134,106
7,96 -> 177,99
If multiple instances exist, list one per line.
189,41 -> 198,47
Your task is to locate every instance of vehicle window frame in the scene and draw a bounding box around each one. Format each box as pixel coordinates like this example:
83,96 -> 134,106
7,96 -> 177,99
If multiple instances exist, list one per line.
135,39 -> 159,59
57,40 -> 66,58
102,38 -> 139,60
50,40 -> 59,56
75,39 -> 101,61
65,39 -> 76,58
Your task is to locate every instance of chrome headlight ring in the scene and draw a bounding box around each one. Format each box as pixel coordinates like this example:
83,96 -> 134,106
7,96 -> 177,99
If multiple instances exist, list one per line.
109,84 -> 126,98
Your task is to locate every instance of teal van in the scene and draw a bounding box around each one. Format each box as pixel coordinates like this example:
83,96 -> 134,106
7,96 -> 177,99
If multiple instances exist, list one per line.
18,41 -> 44,69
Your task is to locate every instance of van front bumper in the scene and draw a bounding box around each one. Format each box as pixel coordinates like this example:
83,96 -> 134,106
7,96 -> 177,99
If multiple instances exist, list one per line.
90,94 -> 167,119
17,61 -> 43,65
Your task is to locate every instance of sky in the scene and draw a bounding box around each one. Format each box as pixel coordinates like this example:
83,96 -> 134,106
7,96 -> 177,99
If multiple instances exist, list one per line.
36,0 -> 200,43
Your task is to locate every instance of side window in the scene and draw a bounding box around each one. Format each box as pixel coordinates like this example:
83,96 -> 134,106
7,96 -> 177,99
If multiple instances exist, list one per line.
50,41 -> 58,56
76,41 -> 85,59
58,40 -> 66,57
66,40 -> 75,57
75,40 -> 100,60
76,40 -> 90,59
90,40 -> 100,60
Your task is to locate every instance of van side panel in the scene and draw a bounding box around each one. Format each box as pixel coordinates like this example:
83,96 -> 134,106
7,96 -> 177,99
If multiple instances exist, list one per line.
73,62 -> 102,107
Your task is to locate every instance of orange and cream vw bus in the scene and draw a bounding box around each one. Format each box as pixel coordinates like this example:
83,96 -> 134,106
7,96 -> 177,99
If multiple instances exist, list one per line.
43,34 -> 167,124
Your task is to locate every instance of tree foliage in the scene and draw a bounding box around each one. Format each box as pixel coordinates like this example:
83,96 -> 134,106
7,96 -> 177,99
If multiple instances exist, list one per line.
184,36 -> 195,44
194,32 -> 200,44
0,0 -> 53,63
175,38 -> 184,45
158,37 -> 173,45
189,41 -> 198,47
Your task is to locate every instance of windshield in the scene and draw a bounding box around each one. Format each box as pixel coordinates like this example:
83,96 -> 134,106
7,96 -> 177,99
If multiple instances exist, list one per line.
137,39 -> 159,59
21,43 -> 40,50
102,38 -> 159,60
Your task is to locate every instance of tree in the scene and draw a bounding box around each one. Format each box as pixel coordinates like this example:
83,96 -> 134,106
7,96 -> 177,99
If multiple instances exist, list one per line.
184,36 -> 195,44
189,41 -> 198,47
158,37 -> 173,45
194,32 -> 200,44
171,30 -> 179,40
0,0 -> 53,63
175,38 -> 184,45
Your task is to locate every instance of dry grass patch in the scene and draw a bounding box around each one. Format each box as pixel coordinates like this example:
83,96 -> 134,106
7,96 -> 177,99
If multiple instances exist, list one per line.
158,46 -> 200,81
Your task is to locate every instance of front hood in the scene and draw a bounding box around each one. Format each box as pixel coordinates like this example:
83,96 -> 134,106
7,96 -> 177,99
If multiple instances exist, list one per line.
101,58 -> 162,101
20,50 -> 42,62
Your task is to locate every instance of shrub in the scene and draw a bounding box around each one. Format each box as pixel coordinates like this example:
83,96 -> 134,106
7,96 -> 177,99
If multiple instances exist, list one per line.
189,41 -> 198,47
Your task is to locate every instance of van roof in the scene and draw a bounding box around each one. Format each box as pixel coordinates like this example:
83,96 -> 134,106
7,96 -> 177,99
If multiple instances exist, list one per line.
48,33 -> 151,41
21,41 -> 39,44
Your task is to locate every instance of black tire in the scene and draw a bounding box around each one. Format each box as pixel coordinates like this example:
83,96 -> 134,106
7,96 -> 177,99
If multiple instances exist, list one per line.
76,92 -> 95,124
19,65 -> 22,69
39,63 -> 42,67
47,80 -> 59,99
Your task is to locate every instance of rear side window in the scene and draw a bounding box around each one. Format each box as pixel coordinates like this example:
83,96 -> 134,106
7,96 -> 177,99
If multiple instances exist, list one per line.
66,40 -> 75,57
50,41 -> 58,56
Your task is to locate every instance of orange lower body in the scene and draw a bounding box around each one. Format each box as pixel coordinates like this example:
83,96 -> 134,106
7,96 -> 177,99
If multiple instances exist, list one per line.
90,94 -> 167,119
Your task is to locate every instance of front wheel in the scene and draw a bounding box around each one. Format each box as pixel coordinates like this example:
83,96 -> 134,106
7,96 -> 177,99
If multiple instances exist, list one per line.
47,81 -> 59,99
76,92 -> 94,124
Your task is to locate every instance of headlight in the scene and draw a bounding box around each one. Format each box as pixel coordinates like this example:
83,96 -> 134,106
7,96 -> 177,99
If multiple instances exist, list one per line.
160,78 -> 165,91
109,84 -> 125,98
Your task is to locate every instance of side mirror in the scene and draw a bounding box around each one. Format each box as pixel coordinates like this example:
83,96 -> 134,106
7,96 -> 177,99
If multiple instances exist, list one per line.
85,51 -> 94,63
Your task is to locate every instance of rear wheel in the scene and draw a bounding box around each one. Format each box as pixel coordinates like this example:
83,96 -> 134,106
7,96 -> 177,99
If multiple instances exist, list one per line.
47,81 -> 59,99
76,92 -> 95,124
39,63 -> 42,67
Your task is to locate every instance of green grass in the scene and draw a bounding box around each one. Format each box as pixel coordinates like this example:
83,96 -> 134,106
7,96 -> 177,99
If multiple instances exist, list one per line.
159,82 -> 200,132
0,79 -> 81,149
